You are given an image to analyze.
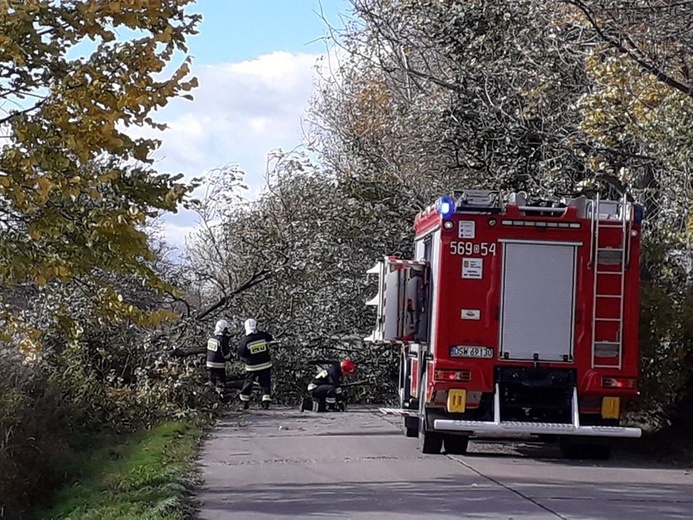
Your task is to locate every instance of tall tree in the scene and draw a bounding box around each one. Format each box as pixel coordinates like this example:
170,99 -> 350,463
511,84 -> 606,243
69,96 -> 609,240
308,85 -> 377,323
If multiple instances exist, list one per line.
311,0 -> 598,207
0,0 -> 200,334
564,0 -> 693,98
181,150 -> 404,401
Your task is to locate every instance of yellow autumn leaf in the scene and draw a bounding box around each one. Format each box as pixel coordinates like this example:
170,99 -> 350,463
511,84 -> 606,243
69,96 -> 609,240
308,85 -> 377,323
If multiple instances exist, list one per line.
0,0 -> 201,335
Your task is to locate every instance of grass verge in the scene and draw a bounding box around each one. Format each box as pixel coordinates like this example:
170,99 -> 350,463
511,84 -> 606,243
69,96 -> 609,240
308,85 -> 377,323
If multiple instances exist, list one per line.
33,420 -> 206,520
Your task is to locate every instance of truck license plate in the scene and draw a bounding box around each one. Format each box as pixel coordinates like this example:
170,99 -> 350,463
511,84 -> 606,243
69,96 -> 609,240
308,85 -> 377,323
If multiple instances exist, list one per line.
450,346 -> 494,358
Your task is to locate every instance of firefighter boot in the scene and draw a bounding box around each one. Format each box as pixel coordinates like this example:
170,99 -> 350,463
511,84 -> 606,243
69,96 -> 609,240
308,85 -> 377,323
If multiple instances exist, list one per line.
261,395 -> 271,410
335,392 -> 347,412
299,397 -> 312,412
238,396 -> 250,411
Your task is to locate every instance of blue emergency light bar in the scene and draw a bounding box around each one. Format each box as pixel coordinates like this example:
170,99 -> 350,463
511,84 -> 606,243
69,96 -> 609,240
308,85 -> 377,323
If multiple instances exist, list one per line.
437,196 -> 455,216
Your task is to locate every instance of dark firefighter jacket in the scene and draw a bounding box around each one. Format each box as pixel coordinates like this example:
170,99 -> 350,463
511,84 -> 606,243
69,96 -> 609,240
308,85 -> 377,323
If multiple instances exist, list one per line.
238,331 -> 273,372
206,334 -> 231,369
308,363 -> 342,392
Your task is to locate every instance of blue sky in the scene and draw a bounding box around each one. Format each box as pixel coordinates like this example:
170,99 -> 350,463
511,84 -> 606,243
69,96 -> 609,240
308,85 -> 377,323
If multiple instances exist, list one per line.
142,0 -> 353,252
190,0 -> 349,63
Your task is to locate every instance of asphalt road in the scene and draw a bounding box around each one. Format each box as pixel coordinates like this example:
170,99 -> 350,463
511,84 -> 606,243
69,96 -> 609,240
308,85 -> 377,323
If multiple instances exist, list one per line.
195,406 -> 693,520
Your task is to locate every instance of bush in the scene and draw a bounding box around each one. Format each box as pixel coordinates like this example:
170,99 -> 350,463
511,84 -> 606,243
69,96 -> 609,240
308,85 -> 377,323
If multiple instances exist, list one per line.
0,356 -> 84,519
0,322 -> 225,519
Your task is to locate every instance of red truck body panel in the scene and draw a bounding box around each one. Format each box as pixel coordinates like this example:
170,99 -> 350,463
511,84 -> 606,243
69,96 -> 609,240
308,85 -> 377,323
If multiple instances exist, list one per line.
412,197 -> 641,412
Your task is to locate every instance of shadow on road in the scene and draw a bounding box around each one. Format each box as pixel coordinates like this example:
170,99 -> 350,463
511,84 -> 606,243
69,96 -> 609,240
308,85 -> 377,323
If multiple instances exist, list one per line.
199,475 -> 693,519
462,436 -> 684,470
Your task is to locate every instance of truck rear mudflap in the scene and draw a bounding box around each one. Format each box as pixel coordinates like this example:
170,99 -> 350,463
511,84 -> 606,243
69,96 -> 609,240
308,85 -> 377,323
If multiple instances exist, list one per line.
432,384 -> 642,438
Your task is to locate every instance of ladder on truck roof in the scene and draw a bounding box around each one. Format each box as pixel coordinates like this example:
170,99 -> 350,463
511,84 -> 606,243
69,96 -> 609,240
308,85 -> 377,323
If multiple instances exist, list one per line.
589,194 -> 631,369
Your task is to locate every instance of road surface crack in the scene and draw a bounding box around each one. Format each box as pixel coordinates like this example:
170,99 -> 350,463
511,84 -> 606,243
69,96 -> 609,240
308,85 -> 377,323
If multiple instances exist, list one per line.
450,457 -> 569,519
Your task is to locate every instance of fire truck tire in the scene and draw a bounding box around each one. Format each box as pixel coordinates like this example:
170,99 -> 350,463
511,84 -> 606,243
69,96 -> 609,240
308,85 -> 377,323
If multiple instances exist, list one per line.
417,369 -> 442,454
443,435 -> 469,455
404,416 -> 418,438
558,439 -> 578,459
419,429 -> 443,454
418,412 -> 442,453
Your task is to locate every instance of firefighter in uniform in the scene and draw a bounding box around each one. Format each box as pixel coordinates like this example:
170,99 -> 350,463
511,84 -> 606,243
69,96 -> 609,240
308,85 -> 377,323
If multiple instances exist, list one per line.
206,319 -> 232,386
301,359 -> 356,412
237,318 -> 274,410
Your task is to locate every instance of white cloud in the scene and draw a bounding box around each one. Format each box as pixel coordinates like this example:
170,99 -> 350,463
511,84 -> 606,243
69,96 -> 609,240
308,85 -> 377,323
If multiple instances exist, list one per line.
132,51 -> 324,254
159,220 -> 200,252
145,51 -> 321,179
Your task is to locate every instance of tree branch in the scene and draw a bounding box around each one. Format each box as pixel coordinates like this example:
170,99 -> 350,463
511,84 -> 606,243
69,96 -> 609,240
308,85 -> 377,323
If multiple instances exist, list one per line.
192,268 -> 273,322
564,0 -> 693,97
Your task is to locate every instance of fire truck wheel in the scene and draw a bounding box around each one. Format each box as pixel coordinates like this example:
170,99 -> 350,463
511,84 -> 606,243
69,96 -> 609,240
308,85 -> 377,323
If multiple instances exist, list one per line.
559,437 -> 581,459
419,429 -> 443,454
418,413 -> 442,453
404,416 -> 418,437
417,369 -> 442,454
405,425 -> 418,438
576,443 -> 611,460
443,435 -> 469,455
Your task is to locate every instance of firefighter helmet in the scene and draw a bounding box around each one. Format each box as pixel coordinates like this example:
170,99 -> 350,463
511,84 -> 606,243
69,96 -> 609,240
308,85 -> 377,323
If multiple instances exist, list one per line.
214,319 -> 230,335
244,318 -> 258,335
340,359 -> 356,375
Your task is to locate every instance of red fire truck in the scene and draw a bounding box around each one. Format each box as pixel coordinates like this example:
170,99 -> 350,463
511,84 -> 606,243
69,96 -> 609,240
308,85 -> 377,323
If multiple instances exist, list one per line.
366,190 -> 643,459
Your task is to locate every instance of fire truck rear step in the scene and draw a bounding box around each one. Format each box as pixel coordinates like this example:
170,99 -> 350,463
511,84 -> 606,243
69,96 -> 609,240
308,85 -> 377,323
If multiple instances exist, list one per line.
433,385 -> 641,439
432,419 -> 641,438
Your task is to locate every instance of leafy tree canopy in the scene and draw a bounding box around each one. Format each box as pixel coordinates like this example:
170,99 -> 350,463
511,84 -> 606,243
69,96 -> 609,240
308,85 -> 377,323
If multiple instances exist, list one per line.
0,0 -> 200,332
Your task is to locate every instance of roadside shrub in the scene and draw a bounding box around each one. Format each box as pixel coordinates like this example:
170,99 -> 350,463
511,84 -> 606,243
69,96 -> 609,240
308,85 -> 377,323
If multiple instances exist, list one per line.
0,320 -> 225,519
44,325 -> 225,433
638,281 -> 693,431
0,356 -> 83,520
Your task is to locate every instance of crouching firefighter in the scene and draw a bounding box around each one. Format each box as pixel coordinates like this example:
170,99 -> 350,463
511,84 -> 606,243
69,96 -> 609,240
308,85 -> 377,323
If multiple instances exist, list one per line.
237,318 -> 274,410
206,319 -> 232,387
301,359 -> 356,412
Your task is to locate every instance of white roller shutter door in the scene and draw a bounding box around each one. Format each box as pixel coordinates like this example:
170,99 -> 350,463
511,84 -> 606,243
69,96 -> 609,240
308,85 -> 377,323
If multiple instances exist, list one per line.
500,241 -> 577,361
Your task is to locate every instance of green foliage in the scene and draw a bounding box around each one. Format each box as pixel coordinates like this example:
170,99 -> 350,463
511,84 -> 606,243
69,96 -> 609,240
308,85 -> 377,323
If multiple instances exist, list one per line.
0,331 -> 221,519
310,0 -> 595,204
0,0 -> 201,333
0,359 -> 86,520
0,272 -> 224,518
580,53 -> 693,173
0,2 -> 229,517
33,421 -> 204,520
182,151 -> 408,403
48,321 -> 224,432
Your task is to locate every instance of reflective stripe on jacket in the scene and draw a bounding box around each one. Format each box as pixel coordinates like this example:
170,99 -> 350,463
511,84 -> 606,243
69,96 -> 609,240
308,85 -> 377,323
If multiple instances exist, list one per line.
307,363 -> 342,391
206,334 -> 231,369
238,331 -> 273,372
